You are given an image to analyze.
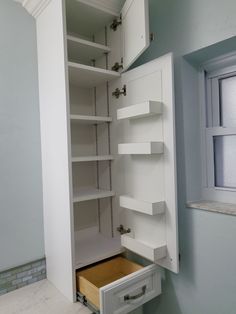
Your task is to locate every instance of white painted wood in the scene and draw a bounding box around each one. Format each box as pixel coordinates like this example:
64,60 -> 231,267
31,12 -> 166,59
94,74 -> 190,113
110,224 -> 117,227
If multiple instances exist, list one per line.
117,101 -> 162,120
68,62 -> 120,87
100,264 -> 161,314
121,235 -> 167,262
66,0 -> 119,39
77,0 -> 125,15
119,195 -> 165,215
72,155 -> 114,162
36,0 -> 75,302
14,0 -> 52,18
74,227 -> 122,269
118,142 -> 164,155
121,0 -> 150,70
67,35 -> 110,65
110,54 -> 178,273
73,188 -> 115,203
23,0 -> 178,306
70,114 -> 112,124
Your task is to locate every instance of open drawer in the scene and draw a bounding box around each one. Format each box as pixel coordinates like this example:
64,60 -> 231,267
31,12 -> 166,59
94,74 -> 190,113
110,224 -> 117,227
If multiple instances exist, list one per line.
77,256 -> 161,314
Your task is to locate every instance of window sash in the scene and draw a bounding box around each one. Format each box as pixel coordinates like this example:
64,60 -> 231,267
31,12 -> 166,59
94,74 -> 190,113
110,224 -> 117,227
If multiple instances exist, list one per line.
206,127 -> 236,191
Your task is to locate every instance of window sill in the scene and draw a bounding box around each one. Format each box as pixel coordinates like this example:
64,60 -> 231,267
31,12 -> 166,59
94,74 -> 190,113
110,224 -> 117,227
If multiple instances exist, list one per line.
186,200 -> 236,216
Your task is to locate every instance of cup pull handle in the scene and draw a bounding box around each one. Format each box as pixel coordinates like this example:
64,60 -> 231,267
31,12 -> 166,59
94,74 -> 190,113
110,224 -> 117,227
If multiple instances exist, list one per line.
124,285 -> 147,301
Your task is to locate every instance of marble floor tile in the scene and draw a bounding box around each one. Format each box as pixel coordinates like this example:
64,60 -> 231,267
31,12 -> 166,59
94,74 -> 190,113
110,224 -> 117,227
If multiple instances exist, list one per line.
0,279 -> 91,314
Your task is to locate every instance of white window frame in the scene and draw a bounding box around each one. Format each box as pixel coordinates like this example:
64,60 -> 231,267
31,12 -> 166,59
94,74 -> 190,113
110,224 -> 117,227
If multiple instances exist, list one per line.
199,52 -> 236,204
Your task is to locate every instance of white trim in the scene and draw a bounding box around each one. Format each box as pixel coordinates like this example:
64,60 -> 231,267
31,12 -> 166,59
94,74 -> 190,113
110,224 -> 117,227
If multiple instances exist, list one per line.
199,70 -> 208,188
14,0 -> 124,18
14,0 -> 52,18
206,128 -> 236,190
75,0 -> 123,15
198,61 -> 236,204
201,50 -> 236,73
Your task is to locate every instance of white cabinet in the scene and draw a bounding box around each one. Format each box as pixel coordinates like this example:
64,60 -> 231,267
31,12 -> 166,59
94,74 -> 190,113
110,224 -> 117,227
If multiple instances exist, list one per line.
15,0 -> 178,311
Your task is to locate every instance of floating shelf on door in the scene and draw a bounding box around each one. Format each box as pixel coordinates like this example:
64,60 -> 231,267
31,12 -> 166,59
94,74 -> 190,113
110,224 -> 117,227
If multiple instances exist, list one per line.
74,227 -> 122,269
67,35 -> 111,64
121,234 -> 167,262
117,101 -> 163,120
68,62 -> 120,87
119,195 -> 165,215
118,142 -> 164,155
70,114 -> 112,124
73,188 -> 115,203
72,155 -> 114,163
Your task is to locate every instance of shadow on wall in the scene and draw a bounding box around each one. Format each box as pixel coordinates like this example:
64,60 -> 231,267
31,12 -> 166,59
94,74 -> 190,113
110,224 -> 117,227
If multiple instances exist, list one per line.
144,272 -> 182,314
143,56 -> 198,314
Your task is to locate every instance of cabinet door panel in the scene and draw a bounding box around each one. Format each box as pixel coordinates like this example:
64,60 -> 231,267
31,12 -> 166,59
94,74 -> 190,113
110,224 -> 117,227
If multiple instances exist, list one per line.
109,53 -> 179,273
121,0 -> 150,70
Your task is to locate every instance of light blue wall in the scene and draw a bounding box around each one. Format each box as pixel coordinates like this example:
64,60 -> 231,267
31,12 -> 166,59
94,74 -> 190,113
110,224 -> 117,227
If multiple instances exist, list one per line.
0,0 -> 44,271
2,1 -> 236,312
136,0 -> 236,313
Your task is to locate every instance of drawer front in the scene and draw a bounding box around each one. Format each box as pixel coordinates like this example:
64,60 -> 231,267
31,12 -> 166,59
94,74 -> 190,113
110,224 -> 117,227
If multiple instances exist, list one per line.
100,264 -> 161,314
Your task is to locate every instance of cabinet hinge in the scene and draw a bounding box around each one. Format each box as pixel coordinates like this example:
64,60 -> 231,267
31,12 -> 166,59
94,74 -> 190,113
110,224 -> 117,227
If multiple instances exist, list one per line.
117,224 -> 131,235
112,61 -> 123,72
150,32 -> 155,42
112,85 -> 126,99
110,14 -> 122,31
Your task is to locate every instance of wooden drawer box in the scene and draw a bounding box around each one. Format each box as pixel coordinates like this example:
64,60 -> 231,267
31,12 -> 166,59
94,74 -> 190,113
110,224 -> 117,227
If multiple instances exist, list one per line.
77,256 -> 161,314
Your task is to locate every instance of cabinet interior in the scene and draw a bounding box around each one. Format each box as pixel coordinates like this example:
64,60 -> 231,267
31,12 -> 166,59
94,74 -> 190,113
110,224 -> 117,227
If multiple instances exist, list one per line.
66,0 -> 124,270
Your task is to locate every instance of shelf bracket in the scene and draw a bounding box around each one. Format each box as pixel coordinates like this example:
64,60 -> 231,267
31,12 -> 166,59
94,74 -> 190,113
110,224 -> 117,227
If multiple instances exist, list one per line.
110,15 -> 122,31
112,85 -> 127,99
117,224 -> 131,235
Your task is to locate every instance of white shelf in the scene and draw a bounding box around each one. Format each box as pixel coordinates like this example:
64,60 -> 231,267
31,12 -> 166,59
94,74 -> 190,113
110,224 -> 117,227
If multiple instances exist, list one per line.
70,114 -> 112,124
121,234 -> 167,262
117,101 -> 163,120
119,195 -> 165,215
73,188 -> 115,203
68,62 -> 120,87
66,0 -> 119,39
72,155 -> 114,162
118,142 -> 164,155
67,35 -> 111,64
74,227 -> 122,269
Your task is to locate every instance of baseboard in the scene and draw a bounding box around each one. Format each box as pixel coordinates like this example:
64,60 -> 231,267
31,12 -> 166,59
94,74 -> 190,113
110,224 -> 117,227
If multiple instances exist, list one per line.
0,258 -> 46,296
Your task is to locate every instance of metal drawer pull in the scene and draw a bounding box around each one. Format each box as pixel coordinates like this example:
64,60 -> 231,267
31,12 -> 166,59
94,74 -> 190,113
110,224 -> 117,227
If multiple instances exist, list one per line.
124,285 -> 147,301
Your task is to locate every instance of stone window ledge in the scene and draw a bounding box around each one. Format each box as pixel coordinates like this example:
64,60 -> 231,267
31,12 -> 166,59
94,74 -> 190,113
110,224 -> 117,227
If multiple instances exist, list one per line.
186,200 -> 236,216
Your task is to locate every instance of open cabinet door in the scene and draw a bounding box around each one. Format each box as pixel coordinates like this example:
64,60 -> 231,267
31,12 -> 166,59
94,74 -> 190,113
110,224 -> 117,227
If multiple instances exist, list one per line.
109,53 -> 179,274
121,0 -> 150,70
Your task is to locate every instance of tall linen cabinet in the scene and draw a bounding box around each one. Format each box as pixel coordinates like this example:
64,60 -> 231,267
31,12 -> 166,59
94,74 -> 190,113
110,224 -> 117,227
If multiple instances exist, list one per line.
16,0 -> 179,312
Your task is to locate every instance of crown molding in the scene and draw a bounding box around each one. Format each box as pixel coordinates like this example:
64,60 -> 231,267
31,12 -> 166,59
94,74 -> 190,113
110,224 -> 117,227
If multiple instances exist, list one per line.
78,0 -> 124,14
14,0 -> 125,19
14,0 -> 52,18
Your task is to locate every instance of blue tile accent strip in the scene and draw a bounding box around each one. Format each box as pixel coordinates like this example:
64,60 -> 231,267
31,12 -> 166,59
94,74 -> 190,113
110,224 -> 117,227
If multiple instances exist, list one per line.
0,258 -> 46,296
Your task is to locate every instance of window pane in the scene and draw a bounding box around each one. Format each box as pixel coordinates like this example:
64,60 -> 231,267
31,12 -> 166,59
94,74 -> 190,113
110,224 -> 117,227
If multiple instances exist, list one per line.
214,135 -> 236,188
220,76 -> 236,127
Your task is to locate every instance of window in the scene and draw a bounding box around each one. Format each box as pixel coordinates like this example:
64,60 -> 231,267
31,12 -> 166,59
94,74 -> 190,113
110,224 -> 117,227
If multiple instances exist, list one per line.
202,61 -> 236,203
